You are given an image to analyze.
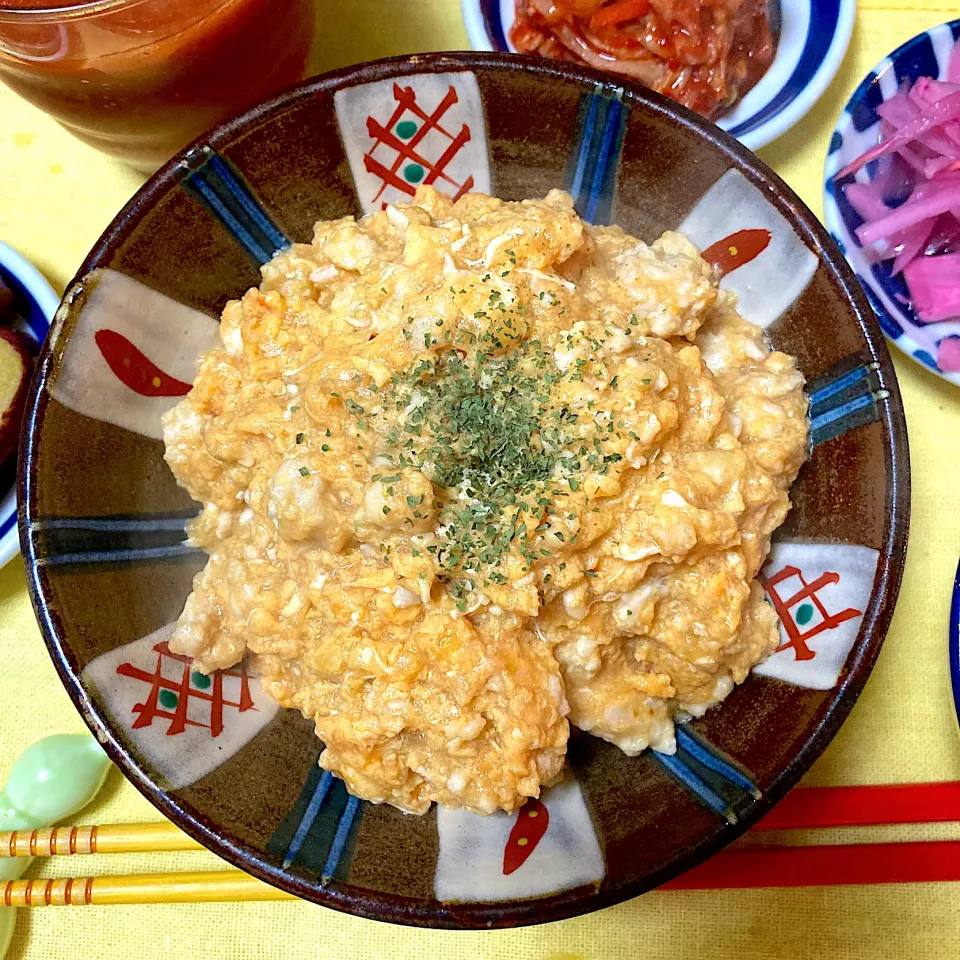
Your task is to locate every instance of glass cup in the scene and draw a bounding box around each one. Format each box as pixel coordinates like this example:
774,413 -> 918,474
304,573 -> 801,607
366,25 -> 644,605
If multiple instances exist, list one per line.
0,0 -> 316,171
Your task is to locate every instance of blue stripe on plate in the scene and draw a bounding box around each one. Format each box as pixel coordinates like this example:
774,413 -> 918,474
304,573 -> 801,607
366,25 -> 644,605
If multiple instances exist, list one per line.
269,765 -> 364,882
829,230 -> 847,256
283,769 -> 335,869
914,349 -> 940,371
321,795 -> 362,882
809,393 -> 887,447
0,510 -> 16,542
868,260 -> 915,324
567,87 -> 627,225
585,96 -> 627,225
850,71 -> 885,132
726,0 -> 843,138
569,91 -> 602,205
811,392 -> 875,434
182,149 -> 290,265
675,726 -> 761,799
205,155 -> 288,256
186,175 -> 276,265
807,363 -> 871,414
804,356 -> 888,446
892,30 -> 940,87
30,512 -> 201,569
951,20 -> 960,42
37,543 -> 201,567
830,168 -> 865,249
37,517 -> 191,533
653,752 -> 738,824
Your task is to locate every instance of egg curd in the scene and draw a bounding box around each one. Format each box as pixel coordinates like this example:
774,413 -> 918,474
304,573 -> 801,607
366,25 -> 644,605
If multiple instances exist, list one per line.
163,187 -> 809,815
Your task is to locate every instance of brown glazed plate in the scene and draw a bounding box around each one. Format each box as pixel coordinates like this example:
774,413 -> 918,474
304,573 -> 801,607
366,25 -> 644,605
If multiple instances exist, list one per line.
19,53 -> 909,928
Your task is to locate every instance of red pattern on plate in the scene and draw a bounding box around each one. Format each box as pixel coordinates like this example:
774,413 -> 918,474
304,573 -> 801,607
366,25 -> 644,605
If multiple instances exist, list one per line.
702,228 -> 771,276
115,642 -> 257,737
363,83 -> 475,207
94,329 -> 192,397
759,564 -> 863,662
502,798 -> 549,875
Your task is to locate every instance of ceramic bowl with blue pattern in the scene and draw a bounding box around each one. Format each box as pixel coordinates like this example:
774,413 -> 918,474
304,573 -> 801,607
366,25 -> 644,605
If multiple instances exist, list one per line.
20,53 -> 908,927
0,240 -> 56,568
824,19 -> 960,388
461,0 -> 856,150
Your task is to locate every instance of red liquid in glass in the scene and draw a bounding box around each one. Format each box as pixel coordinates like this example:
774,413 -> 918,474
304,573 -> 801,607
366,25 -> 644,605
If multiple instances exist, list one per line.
0,0 -> 315,170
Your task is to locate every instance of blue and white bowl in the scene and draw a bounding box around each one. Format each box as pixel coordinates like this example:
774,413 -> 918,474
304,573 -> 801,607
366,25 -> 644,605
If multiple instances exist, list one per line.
824,19 -> 960,388
461,0 -> 855,151
0,240 -> 56,567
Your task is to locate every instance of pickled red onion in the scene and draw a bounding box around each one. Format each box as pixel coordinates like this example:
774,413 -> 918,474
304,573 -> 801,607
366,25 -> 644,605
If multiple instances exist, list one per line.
836,45 -> 960,331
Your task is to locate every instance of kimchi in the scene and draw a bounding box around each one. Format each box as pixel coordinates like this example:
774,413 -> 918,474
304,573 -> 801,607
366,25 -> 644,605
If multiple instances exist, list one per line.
510,0 -> 775,119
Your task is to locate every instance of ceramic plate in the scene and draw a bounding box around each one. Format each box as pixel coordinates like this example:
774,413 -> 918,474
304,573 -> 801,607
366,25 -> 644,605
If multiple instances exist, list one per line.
460,0 -> 856,151
951,557 -> 960,732
0,240 -> 56,567
21,53 -> 908,928
824,19 -> 960,387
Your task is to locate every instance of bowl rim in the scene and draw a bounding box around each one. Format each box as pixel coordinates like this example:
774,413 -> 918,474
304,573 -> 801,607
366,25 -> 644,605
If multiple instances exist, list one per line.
950,558 -> 960,734
458,0 -> 857,152
19,51 -> 911,929
822,17 -> 960,388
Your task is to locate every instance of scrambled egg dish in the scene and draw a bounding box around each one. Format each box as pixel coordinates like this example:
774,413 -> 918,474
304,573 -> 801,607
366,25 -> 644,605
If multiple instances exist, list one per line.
164,187 -> 809,815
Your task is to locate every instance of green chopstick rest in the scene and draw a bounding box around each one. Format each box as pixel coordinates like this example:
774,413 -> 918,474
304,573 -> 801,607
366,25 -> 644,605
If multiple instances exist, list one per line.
0,734 -> 112,957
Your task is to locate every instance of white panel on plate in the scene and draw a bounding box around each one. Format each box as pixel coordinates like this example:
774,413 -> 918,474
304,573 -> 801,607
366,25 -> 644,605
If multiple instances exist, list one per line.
434,773 -> 604,902
49,269 -> 219,440
679,169 -> 818,328
82,623 -> 279,790
335,72 -> 491,216
754,541 -> 879,690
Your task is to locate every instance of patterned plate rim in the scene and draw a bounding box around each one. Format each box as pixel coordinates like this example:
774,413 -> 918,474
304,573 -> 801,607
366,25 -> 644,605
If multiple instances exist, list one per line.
951,556 -> 960,735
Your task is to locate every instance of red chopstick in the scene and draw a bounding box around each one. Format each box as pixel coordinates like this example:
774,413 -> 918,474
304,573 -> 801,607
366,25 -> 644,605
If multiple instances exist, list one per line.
661,840 -> 960,890
658,782 -> 960,890
751,782 -> 960,831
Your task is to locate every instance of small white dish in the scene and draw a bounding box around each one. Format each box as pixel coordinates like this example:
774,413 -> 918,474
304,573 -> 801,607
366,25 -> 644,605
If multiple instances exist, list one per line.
461,0 -> 855,151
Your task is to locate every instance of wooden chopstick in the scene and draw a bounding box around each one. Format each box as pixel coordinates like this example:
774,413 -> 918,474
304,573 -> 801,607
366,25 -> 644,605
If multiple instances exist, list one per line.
5,781 -> 959,862
2,870 -> 293,906
6,781 -> 960,905
1,822 -> 201,858
8,837 -> 960,905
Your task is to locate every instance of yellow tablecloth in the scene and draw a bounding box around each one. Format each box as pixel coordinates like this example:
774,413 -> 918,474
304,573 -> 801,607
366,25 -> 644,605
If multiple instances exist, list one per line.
2,2 -> 960,957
